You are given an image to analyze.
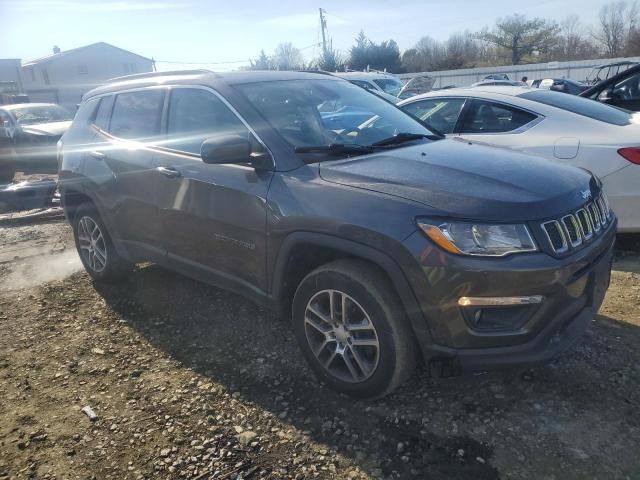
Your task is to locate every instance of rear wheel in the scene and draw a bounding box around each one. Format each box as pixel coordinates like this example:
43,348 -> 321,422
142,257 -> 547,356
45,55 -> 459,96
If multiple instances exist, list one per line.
72,203 -> 132,281
292,259 -> 416,399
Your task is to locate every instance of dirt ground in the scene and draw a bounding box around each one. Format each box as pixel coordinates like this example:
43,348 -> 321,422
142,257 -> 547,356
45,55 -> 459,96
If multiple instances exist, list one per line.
0,215 -> 639,480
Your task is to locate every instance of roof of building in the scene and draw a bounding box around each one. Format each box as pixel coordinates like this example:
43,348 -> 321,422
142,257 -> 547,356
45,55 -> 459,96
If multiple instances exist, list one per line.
22,42 -> 153,67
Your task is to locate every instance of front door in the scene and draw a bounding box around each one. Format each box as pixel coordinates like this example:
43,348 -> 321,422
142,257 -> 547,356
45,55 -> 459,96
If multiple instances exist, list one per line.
154,87 -> 273,293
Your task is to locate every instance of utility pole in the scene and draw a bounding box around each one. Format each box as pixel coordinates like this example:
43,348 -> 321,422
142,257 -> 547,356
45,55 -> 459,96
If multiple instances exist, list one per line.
319,8 -> 328,56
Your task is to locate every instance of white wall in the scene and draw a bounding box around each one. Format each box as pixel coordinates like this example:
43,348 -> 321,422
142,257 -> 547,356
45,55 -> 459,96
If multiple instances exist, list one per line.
21,43 -> 153,111
398,56 -> 640,88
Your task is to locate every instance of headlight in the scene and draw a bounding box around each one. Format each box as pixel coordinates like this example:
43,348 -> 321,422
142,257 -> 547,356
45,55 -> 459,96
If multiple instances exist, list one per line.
418,221 -> 537,257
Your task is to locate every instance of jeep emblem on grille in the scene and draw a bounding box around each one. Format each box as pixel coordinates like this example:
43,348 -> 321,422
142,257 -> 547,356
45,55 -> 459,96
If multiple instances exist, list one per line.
580,189 -> 592,200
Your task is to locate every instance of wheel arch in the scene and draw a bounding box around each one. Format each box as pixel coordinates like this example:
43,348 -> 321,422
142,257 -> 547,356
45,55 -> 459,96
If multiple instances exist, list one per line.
271,232 -> 433,355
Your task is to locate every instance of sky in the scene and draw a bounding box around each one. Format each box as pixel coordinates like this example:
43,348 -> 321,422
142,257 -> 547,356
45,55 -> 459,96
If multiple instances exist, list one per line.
0,0 -> 608,71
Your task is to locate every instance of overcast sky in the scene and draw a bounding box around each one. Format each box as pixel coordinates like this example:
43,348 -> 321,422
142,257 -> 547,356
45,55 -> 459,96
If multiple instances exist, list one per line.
1,0 -> 608,70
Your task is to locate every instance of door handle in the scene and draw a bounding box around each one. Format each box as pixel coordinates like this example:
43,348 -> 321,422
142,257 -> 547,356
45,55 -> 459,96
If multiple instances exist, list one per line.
156,166 -> 182,178
90,151 -> 105,160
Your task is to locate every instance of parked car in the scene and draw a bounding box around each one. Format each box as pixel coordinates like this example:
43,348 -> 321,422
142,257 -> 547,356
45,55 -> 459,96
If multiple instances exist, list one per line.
581,63 -> 640,112
483,74 -> 510,80
471,80 -> 527,87
0,102 -> 73,181
531,78 -> 588,95
585,61 -> 638,86
397,86 -> 640,232
59,70 -> 615,398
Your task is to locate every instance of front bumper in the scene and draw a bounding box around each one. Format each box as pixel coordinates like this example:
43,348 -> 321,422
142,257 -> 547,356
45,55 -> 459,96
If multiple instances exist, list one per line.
402,217 -> 616,372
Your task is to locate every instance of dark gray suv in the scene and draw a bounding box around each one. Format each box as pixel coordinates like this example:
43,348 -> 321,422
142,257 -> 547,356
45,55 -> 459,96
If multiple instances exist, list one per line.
59,70 -> 616,398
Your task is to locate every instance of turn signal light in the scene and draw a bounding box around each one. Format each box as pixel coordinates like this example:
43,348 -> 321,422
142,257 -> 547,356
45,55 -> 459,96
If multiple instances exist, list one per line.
618,147 -> 640,165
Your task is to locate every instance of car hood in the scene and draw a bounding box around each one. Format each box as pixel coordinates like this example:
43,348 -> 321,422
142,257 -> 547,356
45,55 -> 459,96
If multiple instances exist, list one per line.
21,121 -> 72,136
319,139 -> 597,222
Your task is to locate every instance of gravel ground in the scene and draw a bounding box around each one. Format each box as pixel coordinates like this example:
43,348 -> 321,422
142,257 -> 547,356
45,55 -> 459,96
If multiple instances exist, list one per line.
0,219 -> 639,480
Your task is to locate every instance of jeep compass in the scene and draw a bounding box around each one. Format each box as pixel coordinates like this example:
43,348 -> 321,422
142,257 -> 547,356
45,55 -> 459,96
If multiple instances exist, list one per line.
58,70 -> 615,398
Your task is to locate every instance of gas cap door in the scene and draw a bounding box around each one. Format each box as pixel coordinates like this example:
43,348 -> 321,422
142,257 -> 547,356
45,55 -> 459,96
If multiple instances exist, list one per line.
554,137 -> 580,159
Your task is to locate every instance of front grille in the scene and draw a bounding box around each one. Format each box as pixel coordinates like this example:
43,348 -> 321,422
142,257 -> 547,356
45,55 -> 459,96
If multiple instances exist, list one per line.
541,193 -> 611,254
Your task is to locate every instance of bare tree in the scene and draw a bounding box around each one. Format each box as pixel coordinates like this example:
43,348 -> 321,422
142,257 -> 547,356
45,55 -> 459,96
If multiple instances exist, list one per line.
272,43 -> 305,71
479,14 -> 560,65
592,0 -> 638,56
554,15 -> 599,60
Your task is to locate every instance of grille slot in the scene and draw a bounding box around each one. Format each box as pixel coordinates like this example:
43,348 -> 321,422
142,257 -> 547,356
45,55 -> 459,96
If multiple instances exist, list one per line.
541,193 -> 610,254
542,220 -> 568,253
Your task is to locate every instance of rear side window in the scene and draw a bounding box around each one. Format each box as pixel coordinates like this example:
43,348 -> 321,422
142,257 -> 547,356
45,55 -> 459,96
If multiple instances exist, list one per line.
94,95 -> 114,131
520,90 -> 631,126
109,90 -> 164,140
166,88 -> 250,155
461,100 -> 537,134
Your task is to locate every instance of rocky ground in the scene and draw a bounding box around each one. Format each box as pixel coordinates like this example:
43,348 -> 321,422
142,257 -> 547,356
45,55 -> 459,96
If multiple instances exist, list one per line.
0,217 -> 639,480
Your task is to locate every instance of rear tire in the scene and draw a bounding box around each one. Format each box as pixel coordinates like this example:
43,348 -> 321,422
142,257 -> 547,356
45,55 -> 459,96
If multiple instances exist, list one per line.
72,203 -> 133,281
292,259 -> 417,399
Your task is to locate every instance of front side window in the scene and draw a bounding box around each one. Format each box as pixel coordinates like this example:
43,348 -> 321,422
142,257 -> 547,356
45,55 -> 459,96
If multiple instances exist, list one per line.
402,97 -> 466,134
165,88 -> 251,155
461,100 -> 537,134
109,90 -> 164,140
611,72 -> 640,102
237,79 -> 433,149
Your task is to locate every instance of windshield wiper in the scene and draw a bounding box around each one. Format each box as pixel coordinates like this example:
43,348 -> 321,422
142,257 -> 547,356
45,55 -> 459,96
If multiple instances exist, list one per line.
295,143 -> 376,154
371,132 -> 440,147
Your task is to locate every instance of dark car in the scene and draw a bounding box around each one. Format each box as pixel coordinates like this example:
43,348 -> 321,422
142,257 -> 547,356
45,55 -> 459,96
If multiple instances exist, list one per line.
58,70 -> 615,398
581,63 -> 640,112
531,78 -> 587,95
0,103 -> 73,182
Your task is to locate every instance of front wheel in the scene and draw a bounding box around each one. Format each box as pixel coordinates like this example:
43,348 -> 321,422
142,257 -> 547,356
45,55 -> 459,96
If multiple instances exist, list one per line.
292,259 -> 416,399
72,203 -> 132,281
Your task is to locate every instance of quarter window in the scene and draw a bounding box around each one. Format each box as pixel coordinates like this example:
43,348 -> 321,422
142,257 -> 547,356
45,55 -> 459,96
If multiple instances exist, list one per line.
109,90 -> 164,140
93,95 -> 114,131
461,100 -> 537,134
402,97 -> 466,134
166,88 -> 250,155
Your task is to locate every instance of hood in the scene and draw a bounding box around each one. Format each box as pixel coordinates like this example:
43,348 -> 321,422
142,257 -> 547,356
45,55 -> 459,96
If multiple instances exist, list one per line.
319,139 -> 597,222
21,120 -> 72,137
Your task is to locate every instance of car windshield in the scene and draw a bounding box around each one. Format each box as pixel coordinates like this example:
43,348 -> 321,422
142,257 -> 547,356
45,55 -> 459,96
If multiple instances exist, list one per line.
372,78 -> 404,96
12,105 -> 72,125
519,90 -> 632,126
237,79 -> 434,150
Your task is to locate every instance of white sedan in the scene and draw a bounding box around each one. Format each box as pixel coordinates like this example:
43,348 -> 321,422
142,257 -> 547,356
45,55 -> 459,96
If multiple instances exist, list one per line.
397,87 -> 640,232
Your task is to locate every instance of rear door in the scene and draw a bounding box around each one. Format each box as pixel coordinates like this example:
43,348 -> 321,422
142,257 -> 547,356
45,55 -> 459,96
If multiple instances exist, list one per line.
93,88 -> 166,262
153,86 -> 273,292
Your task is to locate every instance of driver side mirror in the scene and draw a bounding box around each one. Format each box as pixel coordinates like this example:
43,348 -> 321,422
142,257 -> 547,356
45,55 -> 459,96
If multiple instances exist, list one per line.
201,135 -> 271,170
598,87 -> 614,103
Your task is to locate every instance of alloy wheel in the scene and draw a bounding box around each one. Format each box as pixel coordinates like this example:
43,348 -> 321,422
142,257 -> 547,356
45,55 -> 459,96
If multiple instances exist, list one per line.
304,289 -> 380,383
77,216 -> 107,273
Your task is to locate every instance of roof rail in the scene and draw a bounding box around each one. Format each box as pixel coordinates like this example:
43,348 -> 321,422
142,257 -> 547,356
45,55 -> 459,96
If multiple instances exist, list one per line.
105,69 -> 217,84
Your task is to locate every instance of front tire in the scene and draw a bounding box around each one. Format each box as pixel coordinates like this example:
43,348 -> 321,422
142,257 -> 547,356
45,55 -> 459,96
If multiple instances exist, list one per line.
72,203 -> 132,281
292,259 -> 416,399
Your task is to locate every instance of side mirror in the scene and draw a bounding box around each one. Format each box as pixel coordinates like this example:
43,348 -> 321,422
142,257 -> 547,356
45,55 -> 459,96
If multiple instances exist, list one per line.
598,87 -> 613,103
201,135 -> 271,169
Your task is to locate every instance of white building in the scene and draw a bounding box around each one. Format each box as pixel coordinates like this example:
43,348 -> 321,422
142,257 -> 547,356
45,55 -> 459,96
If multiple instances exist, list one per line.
21,42 -> 154,111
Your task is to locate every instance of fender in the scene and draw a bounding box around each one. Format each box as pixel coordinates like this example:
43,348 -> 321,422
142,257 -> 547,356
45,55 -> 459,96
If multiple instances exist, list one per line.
271,232 -> 433,357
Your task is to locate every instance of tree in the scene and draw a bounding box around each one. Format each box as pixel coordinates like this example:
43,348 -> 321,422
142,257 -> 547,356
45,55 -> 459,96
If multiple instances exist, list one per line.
554,16 -> 599,60
317,41 -> 344,71
348,31 -> 402,72
271,43 -> 304,71
592,0 -> 638,56
249,49 -> 271,70
479,14 -> 560,65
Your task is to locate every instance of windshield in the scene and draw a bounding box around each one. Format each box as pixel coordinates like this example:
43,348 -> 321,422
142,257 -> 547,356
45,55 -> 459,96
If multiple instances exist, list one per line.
519,90 -> 632,126
373,78 -> 404,96
13,105 -> 72,125
237,79 -> 433,150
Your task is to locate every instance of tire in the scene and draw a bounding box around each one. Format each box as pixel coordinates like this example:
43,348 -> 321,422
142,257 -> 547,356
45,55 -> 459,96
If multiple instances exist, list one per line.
292,259 -> 417,399
72,203 -> 133,281
0,146 -> 16,183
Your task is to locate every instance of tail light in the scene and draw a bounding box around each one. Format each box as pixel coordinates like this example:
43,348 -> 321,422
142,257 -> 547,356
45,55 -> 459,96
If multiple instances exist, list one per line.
618,147 -> 640,165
